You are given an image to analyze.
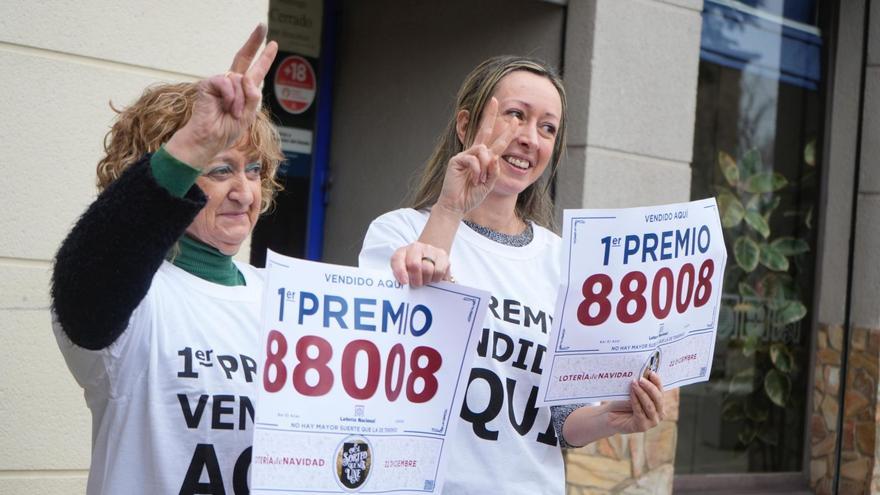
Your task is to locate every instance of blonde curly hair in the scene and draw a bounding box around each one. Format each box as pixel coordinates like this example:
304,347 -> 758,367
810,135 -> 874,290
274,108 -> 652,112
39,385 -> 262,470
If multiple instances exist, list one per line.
97,82 -> 284,212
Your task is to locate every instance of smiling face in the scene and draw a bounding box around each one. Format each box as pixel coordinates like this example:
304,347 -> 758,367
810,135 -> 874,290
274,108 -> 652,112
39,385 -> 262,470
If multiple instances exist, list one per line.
458,70 -> 563,198
185,146 -> 263,255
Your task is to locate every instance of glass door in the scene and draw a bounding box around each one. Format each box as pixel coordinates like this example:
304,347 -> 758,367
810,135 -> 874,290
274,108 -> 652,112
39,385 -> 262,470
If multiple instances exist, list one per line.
676,0 -> 828,485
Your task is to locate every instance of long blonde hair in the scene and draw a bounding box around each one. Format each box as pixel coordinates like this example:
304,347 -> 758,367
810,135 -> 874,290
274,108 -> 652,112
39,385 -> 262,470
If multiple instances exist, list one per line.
409,56 -> 567,228
97,82 -> 284,212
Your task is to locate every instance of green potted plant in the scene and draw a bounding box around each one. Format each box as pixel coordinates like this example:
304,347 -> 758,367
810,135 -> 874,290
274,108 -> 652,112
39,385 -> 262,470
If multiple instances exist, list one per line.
713,144 -> 814,468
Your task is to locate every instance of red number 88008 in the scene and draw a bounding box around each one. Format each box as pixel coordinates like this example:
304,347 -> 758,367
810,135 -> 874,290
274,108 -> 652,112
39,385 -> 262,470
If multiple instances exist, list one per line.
262,332 -> 442,404
576,259 -> 714,326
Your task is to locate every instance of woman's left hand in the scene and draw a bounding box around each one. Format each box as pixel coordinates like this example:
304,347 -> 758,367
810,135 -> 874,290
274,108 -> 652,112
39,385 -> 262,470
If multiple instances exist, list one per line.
605,371 -> 666,434
390,242 -> 452,288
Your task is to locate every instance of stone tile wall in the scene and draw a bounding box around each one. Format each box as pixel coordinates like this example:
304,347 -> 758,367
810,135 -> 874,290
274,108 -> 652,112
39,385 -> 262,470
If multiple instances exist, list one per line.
564,389 -> 679,494
840,327 -> 879,494
810,323 -> 842,494
811,324 -> 880,494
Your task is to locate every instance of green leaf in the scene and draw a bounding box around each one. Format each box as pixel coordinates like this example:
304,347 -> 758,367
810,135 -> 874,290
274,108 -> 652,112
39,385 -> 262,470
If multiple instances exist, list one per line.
742,335 -> 759,357
760,273 -> 795,301
745,194 -> 780,216
777,300 -> 807,325
806,206 -> 813,229
718,192 -> 745,228
759,243 -> 789,271
718,305 -> 735,339
718,151 -> 740,187
804,139 -> 816,167
766,295 -> 787,311
771,237 -> 810,256
764,369 -> 791,407
744,210 -> 771,238
713,184 -> 735,198
721,399 -> 744,421
744,396 -> 769,422
740,149 -> 763,177
763,196 -> 781,218
734,237 -> 760,272
743,172 -> 788,193
730,368 -> 755,394
745,322 -> 763,339
738,282 -> 760,300
745,194 -> 762,212
738,422 -> 757,445
770,343 -> 793,372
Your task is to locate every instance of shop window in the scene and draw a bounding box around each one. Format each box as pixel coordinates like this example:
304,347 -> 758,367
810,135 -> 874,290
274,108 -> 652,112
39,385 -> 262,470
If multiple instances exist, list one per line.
676,0 -> 826,474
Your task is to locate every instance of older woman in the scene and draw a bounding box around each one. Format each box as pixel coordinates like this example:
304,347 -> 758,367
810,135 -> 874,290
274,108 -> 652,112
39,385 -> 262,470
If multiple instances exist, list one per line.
359,56 -> 667,494
51,26 -> 280,494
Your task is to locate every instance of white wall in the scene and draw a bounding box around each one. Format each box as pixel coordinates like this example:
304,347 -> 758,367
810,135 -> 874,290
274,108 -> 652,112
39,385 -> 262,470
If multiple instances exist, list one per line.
0,2 -> 267,492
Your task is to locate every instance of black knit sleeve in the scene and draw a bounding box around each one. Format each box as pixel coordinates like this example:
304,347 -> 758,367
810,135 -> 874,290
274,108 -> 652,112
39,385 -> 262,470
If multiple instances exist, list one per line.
51,156 -> 206,350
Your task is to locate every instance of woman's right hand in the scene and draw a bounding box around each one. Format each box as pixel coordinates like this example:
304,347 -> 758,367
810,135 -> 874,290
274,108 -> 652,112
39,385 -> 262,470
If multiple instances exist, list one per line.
164,25 -> 278,169
390,242 -> 451,288
435,97 -> 517,216
403,100 -> 515,281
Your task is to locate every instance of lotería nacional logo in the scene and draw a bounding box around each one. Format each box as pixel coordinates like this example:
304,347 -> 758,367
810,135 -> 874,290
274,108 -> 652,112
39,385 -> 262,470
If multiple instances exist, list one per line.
335,436 -> 372,490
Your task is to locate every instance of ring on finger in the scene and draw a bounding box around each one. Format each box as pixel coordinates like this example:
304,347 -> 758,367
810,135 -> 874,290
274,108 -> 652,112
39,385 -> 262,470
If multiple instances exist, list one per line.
421,256 -> 436,267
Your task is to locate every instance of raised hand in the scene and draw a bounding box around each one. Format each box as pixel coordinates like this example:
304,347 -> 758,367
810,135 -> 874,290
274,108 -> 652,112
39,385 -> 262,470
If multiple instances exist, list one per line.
605,371 -> 666,434
229,24 -> 271,73
435,98 -> 517,215
165,24 -> 279,169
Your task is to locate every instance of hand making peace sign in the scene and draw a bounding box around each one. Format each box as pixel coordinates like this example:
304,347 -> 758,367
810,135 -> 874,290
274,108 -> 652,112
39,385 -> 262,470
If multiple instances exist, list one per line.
165,24 -> 279,169
435,97 -> 518,216
389,98 -> 518,288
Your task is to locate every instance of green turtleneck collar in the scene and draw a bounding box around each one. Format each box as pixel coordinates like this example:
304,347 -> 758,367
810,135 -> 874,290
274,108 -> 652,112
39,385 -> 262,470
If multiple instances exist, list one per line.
169,234 -> 246,287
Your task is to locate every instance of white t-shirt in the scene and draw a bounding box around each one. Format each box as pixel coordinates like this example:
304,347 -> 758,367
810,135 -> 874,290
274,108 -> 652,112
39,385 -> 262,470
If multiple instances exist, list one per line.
54,261 -> 263,495
360,208 -> 565,495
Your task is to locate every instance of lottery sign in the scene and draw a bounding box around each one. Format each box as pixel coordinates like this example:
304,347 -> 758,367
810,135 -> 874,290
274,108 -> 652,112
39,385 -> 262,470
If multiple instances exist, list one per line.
537,198 -> 727,404
251,251 -> 489,494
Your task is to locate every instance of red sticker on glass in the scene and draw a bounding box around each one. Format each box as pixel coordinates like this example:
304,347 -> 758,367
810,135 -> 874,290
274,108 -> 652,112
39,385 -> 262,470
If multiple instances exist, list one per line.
274,55 -> 316,115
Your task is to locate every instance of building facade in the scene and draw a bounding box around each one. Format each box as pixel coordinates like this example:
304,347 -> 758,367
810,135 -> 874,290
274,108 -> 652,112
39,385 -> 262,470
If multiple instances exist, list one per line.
1,0 -> 877,493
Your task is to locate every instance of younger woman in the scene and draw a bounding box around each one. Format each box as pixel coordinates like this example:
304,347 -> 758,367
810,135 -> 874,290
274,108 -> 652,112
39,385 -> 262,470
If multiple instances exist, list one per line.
359,56 -> 666,494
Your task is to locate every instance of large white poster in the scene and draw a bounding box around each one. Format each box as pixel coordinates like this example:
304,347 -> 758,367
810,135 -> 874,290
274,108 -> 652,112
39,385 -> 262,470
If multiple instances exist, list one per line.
251,251 -> 489,494
538,198 -> 727,405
